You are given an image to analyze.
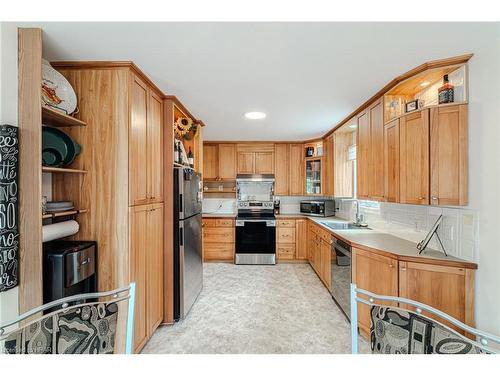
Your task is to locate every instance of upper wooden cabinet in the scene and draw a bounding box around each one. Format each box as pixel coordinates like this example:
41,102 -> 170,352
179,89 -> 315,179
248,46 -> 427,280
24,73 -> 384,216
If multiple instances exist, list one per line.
430,104 -> 468,206
129,75 -> 164,206
274,144 -> 290,195
289,144 -> 304,195
383,118 -> 400,203
202,143 -> 236,180
369,100 -> 385,200
236,144 -> 275,175
322,135 -> 334,196
218,144 -> 237,179
203,144 -> 219,180
400,109 -> 430,205
356,110 -> 370,200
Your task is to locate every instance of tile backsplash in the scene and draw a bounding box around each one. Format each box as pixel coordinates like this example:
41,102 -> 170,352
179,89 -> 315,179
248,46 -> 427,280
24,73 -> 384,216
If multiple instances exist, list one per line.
202,198 -> 236,214
336,199 -> 479,262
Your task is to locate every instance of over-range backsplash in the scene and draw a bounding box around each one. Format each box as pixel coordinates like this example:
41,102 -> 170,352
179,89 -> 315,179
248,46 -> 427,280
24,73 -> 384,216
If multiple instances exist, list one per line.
336,199 -> 479,262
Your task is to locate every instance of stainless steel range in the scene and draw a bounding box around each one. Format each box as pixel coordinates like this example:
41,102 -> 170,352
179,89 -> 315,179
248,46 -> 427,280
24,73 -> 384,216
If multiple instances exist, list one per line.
235,174 -> 276,265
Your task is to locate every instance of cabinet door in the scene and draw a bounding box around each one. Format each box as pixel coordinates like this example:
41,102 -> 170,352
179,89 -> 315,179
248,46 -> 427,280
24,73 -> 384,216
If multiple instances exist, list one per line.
351,247 -> 398,337
323,135 -> 334,196
400,109 -> 429,205
237,152 -> 255,174
399,261 -> 474,333
129,205 -> 149,352
129,76 -> 149,206
334,131 -> 354,198
147,204 -> 164,335
356,110 -> 370,199
289,144 -> 304,195
295,219 -> 308,260
147,91 -> 163,203
383,118 -> 400,202
218,144 -> 237,179
320,238 -> 331,290
255,152 -> 274,174
274,144 -> 289,195
203,144 -> 219,180
430,105 -> 468,206
369,100 -> 385,200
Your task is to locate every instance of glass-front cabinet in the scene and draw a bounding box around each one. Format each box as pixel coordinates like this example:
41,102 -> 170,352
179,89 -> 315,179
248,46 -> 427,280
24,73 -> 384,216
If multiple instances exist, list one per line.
305,158 -> 322,195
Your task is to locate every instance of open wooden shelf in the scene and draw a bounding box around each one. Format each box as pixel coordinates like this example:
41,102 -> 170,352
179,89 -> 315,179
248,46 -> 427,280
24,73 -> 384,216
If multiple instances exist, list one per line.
203,189 -> 236,193
42,209 -> 88,219
42,105 -> 87,127
42,166 -> 88,174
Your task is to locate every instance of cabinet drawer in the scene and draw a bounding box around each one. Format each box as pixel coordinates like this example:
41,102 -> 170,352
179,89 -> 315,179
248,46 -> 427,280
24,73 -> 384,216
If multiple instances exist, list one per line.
277,227 -> 296,243
215,218 -> 234,227
277,219 -> 295,227
204,243 -> 234,261
203,227 -> 234,243
277,243 -> 295,260
202,219 -> 217,227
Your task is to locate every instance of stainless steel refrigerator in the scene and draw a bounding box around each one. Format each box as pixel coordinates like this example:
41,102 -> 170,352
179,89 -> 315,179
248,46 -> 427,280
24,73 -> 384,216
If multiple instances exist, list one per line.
173,167 -> 203,320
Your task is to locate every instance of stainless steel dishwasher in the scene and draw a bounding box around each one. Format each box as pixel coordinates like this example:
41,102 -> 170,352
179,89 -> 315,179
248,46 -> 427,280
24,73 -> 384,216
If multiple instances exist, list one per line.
331,237 -> 352,320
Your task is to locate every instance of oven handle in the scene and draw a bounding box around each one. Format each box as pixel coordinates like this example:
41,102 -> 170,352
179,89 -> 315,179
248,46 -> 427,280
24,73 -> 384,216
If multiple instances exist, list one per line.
332,242 -> 351,258
235,220 -> 276,227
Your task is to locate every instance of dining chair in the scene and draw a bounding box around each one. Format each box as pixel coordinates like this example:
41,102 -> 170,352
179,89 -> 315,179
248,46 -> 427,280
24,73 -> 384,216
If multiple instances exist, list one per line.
0,283 -> 135,354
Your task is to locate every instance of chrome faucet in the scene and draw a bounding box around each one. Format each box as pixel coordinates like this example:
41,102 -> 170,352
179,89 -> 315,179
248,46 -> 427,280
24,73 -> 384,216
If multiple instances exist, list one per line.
354,201 -> 364,226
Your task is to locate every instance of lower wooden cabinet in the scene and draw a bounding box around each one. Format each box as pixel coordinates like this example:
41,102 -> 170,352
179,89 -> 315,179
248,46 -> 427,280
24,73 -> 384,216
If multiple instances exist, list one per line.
295,219 -> 308,260
307,221 -> 332,290
129,202 -> 164,353
202,218 -> 235,261
277,219 -> 296,260
351,247 -> 399,337
352,246 -> 476,339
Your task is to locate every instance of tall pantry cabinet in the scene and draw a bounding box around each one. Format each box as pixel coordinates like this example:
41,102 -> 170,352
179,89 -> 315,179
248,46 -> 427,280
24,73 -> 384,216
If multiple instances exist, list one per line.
52,62 -> 167,353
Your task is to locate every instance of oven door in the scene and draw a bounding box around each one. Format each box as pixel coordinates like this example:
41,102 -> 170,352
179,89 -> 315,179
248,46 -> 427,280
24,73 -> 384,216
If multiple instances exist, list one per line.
235,219 -> 276,254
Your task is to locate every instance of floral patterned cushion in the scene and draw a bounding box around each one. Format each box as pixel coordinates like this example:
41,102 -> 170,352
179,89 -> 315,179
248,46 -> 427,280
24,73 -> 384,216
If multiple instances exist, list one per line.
2,302 -> 118,354
370,306 -> 485,354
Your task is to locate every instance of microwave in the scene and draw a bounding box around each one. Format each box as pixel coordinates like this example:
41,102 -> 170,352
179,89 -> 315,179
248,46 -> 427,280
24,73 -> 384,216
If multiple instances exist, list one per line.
300,200 -> 336,217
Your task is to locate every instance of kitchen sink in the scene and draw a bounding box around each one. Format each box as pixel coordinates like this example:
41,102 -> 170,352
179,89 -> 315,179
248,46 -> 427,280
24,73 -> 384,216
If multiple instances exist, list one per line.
319,222 -> 371,230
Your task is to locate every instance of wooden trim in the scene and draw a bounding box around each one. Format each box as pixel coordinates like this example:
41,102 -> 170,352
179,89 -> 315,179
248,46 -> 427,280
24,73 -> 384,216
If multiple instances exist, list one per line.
464,269 -> 475,327
322,54 -> 473,139
42,106 -> 87,127
18,28 -> 43,313
162,99 -> 174,324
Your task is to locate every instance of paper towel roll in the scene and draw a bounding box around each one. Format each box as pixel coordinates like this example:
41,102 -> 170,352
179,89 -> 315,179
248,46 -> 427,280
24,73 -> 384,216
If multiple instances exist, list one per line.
42,220 -> 79,242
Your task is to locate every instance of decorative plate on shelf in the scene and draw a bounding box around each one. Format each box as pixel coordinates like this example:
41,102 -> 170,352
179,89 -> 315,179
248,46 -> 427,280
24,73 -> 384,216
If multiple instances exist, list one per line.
41,59 -> 78,115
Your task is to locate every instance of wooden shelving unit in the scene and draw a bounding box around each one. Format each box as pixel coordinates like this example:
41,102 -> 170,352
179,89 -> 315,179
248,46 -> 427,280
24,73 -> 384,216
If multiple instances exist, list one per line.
42,166 -> 88,174
42,105 -> 87,127
203,189 -> 236,194
42,209 -> 88,219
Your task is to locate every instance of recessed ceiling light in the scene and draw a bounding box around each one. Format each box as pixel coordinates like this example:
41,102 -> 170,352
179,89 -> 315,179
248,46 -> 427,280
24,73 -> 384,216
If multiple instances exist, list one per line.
244,111 -> 266,120
420,81 -> 431,87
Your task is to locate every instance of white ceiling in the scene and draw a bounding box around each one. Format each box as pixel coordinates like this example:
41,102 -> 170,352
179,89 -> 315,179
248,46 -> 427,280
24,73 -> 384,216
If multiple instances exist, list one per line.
20,22 -> 494,140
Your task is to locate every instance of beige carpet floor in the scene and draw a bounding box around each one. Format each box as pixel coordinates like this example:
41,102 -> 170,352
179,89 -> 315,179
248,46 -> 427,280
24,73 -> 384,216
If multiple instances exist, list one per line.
142,263 -> 370,354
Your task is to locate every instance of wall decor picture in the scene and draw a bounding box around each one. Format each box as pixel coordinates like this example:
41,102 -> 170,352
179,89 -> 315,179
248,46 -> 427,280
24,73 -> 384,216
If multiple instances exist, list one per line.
0,125 -> 19,292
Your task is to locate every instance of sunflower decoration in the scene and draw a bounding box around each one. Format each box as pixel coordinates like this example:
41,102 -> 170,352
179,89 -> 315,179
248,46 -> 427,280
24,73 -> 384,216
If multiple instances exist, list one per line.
174,116 -> 198,140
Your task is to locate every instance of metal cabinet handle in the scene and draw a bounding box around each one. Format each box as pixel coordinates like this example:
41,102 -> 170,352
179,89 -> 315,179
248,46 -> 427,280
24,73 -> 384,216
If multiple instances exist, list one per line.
389,264 -> 394,268
419,196 -> 425,200
401,267 -> 407,271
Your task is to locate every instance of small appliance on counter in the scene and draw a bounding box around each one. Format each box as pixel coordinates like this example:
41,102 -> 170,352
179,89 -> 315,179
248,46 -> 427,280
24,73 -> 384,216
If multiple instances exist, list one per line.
235,174 -> 276,265
43,240 -> 97,309
273,198 -> 280,215
300,200 -> 336,217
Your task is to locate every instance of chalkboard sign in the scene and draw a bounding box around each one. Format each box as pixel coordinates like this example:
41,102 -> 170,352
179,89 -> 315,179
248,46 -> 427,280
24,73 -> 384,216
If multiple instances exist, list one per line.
0,125 -> 19,292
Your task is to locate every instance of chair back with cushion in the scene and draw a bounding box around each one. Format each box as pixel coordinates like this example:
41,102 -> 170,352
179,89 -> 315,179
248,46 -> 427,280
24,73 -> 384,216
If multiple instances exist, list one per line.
0,283 -> 135,354
350,283 -> 500,354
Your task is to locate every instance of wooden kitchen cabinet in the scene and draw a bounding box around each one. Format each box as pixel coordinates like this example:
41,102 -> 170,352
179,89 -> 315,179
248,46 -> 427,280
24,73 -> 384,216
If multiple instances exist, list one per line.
289,144 -> 304,195
307,222 -> 332,290
218,144 -> 237,179
129,75 -> 164,206
356,110 -> 370,200
351,247 -> 399,337
295,219 -> 308,260
237,152 -> 256,174
320,237 -> 332,290
430,104 -> 468,206
274,144 -> 290,195
203,144 -> 219,180
369,100 -> 385,201
400,109 -> 430,205
255,152 -> 274,174
333,130 -> 355,198
399,261 -> 475,333
130,202 -> 164,352
276,218 -> 297,261
322,135 -> 335,196
202,218 -> 235,261
383,118 -> 400,203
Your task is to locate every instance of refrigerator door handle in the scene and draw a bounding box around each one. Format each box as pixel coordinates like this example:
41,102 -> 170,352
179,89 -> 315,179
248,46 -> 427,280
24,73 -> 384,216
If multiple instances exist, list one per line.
179,226 -> 184,246
179,193 -> 183,214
